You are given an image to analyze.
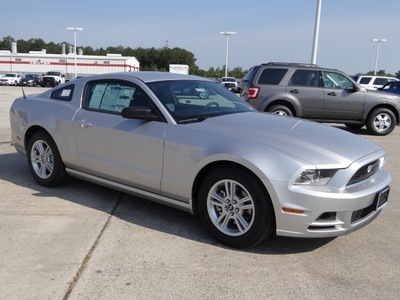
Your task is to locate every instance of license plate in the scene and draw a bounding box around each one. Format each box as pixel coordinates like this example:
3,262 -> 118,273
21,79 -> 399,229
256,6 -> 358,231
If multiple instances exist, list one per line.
375,186 -> 390,210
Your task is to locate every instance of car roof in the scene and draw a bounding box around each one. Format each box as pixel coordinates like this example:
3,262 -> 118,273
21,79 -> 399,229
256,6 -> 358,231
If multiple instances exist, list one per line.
104,71 -> 207,83
354,75 -> 398,80
255,62 -> 342,72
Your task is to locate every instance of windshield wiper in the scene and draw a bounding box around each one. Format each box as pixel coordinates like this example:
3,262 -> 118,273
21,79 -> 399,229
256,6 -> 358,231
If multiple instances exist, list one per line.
177,116 -> 209,124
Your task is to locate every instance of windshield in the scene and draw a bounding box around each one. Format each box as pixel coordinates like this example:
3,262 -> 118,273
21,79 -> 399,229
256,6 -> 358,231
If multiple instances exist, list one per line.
147,80 -> 255,123
222,78 -> 235,82
5,73 -> 16,77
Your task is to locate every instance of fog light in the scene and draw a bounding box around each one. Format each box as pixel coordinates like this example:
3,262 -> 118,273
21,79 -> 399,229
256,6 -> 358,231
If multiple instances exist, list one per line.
316,212 -> 336,221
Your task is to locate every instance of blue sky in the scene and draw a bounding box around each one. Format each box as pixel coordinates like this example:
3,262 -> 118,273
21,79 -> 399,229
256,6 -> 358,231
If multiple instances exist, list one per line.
1,0 -> 399,75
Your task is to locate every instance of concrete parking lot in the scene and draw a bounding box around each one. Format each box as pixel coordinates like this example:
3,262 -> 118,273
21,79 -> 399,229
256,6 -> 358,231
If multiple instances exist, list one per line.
0,86 -> 399,299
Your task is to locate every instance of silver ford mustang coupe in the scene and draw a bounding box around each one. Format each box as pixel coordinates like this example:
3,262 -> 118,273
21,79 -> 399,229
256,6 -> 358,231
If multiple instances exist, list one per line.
10,72 -> 391,248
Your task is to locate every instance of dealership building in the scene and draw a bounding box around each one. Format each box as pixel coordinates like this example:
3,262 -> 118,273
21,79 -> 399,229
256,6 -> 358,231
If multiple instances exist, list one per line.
0,42 -> 140,80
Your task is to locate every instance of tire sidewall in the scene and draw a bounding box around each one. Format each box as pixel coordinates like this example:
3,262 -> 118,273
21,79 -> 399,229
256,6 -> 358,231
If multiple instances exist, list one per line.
366,108 -> 396,136
26,131 -> 66,187
198,166 -> 275,248
268,105 -> 293,116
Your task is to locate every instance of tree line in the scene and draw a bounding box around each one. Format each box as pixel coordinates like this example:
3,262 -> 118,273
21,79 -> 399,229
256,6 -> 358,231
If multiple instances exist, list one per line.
0,36 -> 247,79
1,36 -> 399,79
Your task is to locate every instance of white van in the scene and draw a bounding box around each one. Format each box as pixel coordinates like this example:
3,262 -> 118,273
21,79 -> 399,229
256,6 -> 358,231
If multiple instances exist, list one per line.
352,75 -> 399,90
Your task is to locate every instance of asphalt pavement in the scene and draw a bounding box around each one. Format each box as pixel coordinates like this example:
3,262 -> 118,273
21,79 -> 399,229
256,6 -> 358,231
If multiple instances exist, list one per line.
0,86 -> 399,299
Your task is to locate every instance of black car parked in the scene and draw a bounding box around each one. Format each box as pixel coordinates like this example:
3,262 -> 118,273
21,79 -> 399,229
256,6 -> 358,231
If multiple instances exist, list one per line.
20,74 -> 42,87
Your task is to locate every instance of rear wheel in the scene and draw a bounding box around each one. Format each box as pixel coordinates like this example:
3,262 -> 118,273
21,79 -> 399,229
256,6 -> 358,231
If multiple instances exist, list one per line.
366,108 -> 396,135
267,105 -> 293,116
198,165 -> 275,248
26,131 -> 67,187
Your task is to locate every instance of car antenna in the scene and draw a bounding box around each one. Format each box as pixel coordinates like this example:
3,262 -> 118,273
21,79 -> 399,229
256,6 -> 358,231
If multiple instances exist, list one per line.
21,86 -> 26,99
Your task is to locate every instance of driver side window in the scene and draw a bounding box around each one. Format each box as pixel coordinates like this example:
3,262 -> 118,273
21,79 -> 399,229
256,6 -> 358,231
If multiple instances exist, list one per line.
322,71 -> 353,89
84,80 -> 150,114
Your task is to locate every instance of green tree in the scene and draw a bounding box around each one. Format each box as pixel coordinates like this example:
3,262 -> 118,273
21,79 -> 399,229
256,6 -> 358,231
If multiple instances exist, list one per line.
0,36 -> 14,51
0,35 -> 249,77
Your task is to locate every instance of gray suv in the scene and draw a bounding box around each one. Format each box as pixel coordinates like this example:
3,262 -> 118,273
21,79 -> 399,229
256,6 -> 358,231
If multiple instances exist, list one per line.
240,62 -> 400,135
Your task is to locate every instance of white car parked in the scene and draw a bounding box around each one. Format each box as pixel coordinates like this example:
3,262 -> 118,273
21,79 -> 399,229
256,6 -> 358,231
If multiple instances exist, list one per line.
352,75 -> 399,91
0,73 -> 24,86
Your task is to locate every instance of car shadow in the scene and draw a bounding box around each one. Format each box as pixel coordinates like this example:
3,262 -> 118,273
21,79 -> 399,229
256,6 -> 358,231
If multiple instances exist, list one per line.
1,148 -> 335,254
333,125 -> 370,135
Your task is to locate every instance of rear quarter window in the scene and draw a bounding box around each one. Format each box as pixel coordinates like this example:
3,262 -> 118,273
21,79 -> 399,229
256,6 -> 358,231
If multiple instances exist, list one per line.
258,68 -> 288,85
243,66 -> 260,84
50,84 -> 74,101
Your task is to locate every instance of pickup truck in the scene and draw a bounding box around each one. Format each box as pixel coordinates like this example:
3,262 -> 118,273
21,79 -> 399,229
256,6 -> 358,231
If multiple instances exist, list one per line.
41,71 -> 66,87
220,77 -> 239,93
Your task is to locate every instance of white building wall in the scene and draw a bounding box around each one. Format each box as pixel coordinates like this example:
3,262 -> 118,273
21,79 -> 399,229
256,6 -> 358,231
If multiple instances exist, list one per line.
0,51 -> 140,79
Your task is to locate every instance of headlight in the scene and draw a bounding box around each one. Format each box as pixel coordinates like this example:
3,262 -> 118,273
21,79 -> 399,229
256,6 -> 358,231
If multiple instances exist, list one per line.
295,169 -> 337,186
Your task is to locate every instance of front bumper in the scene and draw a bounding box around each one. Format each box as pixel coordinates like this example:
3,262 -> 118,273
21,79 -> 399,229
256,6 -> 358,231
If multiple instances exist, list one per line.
41,77 -> 56,86
270,156 -> 391,238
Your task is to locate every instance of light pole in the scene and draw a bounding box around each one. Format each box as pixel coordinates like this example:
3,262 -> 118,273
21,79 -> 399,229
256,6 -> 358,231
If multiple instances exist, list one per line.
371,38 -> 386,75
67,27 -> 83,78
311,0 -> 322,65
219,31 -> 236,77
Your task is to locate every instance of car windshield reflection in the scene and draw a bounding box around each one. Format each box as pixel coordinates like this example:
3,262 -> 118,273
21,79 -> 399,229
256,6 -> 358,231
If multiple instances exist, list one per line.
147,80 -> 254,123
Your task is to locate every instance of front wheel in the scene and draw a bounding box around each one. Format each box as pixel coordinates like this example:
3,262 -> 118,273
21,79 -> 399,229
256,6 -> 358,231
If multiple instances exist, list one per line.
26,131 -> 67,187
267,105 -> 293,116
366,108 -> 396,136
198,165 -> 275,248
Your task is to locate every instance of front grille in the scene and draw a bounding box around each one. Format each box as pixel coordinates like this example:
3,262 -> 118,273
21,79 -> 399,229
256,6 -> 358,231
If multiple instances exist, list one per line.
224,83 -> 235,88
347,160 -> 379,186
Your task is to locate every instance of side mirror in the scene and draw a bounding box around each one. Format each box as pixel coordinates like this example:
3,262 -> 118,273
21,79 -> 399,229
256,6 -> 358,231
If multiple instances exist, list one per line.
345,84 -> 359,92
121,106 -> 159,121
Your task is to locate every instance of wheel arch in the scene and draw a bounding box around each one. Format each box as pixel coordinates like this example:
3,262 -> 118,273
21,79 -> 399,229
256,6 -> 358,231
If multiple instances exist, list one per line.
264,99 -> 298,116
366,104 -> 400,126
191,160 -> 274,215
24,125 -> 54,150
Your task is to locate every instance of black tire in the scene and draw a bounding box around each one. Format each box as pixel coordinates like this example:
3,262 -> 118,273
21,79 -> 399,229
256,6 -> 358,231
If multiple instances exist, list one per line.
345,123 -> 364,130
366,108 -> 396,136
26,131 -> 67,187
268,105 -> 293,116
198,165 -> 275,248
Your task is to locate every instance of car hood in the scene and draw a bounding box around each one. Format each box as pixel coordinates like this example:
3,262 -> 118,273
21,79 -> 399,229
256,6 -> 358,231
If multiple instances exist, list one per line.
194,112 -> 382,167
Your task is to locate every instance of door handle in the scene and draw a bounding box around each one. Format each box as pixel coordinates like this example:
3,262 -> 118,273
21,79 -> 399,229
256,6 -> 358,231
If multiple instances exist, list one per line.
289,89 -> 299,94
80,120 -> 92,128
327,92 -> 337,96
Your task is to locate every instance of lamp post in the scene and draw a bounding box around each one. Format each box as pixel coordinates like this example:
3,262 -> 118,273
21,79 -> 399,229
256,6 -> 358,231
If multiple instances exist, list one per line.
67,27 -> 83,78
311,0 -> 322,65
219,31 -> 236,77
371,38 -> 386,75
